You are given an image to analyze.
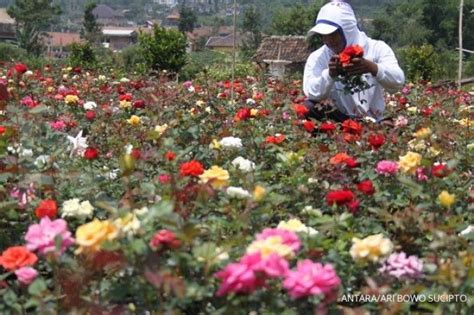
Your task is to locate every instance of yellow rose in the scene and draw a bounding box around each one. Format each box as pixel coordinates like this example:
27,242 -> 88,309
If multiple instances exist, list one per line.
350,234 -> 393,262
253,185 -> 266,201
64,94 -> 79,105
75,219 -> 118,254
210,139 -> 221,150
119,100 -> 131,109
278,218 -> 319,235
127,115 -> 141,126
247,236 -> 294,258
199,166 -> 229,188
154,124 -> 168,136
438,191 -> 456,208
399,151 -> 422,173
414,127 -> 432,139
250,109 -> 259,117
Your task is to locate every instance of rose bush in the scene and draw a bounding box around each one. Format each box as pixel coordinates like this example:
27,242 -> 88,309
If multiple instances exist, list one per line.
0,63 -> 472,314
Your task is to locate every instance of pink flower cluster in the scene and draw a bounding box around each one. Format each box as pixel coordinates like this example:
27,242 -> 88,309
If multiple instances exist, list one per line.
216,252 -> 289,296
379,252 -> 423,280
375,160 -> 399,176
256,228 -> 301,252
283,260 -> 341,299
49,120 -> 67,131
25,217 -> 75,255
216,228 -> 341,300
15,266 -> 38,285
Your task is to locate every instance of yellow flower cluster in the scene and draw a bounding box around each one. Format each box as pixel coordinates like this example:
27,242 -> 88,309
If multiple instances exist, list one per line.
247,236 -> 294,258
64,94 -> 79,105
119,100 -> 132,109
199,166 -> 229,188
75,219 -> 118,254
127,115 -> 141,126
277,218 -> 318,235
253,185 -> 266,201
350,234 -> 393,262
438,190 -> 456,208
398,151 -> 422,174
414,127 -> 432,139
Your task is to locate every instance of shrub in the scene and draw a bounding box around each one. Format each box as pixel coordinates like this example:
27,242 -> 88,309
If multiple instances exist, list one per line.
397,44 -> 442,82
68,42 -> 97,69
0,42 -> 27,62
138,26 -> 187,74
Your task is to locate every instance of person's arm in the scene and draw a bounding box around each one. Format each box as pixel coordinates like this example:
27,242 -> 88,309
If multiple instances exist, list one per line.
344,42 -> 405,92
303,51 -> 336,100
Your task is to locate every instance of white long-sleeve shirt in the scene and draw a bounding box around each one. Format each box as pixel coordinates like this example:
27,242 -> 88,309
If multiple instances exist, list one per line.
303,2 -> 405,121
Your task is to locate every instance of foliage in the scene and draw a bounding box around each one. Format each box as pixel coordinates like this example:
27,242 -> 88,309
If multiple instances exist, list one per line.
397,44 -> 442,82
7,0 -> 61,56
178,5 -> 198,33
138,26 -> 187,74
0,43 -> 27,62
240,5 -> 263,61
80,1 -> 102,46
117,45 -> 147,74
180,49 -> 227,81
269,2 -> 324,36
68,42 -> 97,69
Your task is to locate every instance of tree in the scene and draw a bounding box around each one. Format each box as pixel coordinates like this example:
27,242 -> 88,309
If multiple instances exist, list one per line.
240,5 -> 263,60
138,26 -> 188,73
7,0 -> 61,56
178,6 -> 197,33
269,3 -> 323,36
80,1 -> 102,46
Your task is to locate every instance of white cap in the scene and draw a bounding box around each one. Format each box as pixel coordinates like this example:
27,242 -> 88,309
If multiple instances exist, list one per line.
308,22 -> 338,35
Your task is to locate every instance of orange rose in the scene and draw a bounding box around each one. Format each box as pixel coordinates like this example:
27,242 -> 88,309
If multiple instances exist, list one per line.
0,246 -> 38,271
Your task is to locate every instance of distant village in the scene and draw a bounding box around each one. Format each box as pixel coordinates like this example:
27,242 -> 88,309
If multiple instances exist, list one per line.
0,0 -> 244,57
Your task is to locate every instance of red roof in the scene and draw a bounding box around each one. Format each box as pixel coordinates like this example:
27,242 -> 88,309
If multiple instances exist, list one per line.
44,32 -> 83,47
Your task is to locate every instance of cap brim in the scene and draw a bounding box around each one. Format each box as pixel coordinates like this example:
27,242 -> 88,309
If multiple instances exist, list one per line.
308,23 -> 338,35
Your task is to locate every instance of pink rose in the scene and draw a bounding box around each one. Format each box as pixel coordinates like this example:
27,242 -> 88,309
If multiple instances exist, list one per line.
283,260 -> 341,299
15,267 -> 38,285
375,160 -> 399,176
25,217 -> 75,255
256,228 -> 300,252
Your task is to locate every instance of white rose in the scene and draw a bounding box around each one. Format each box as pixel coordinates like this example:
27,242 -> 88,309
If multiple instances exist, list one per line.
226,186 -> 252,199
231,156 -> 255,172
219,137 -> 242,149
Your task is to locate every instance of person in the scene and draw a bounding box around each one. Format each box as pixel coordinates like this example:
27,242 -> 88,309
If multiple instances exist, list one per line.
303,0 -> 405,122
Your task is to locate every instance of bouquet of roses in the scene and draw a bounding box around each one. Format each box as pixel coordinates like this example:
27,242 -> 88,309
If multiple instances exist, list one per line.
335,45 -> 371,95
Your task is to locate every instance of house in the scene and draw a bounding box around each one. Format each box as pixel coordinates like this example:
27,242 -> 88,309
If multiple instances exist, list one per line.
162,9 -> 180,28
44,32 -> 83,58
92,4 -> 125,26
102,27 -> 137,51
205,32 -> 242,53
153,0 -> 178,7
252,36 -> 312,79
185,26 -> 232,52
0,8 -> 16,43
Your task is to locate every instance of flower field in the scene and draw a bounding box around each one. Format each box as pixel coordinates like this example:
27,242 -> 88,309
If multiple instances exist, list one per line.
0,64 -> 473,314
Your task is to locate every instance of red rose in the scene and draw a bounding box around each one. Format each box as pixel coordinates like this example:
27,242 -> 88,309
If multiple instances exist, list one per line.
339,45 -> 364,65
345,157 -> 359,168
165,151 -> 176,161
303,120 -> 315,132
0,126 -> 6,135
14,63 -> 28,74
293,104 -> 309,118
357,180 -> 375,195
342,119 -> 363,135
119,93 -> 132,101
0,246 -> 37,271
368,133 -> 385,150
180,160 -> 204,176
35,199 -> 57,219
431,164 -> 451,178
347,200 -> 360,214
319,122 -> 336,132
326,190 -> 354,206
73,67 -> 81,74
85,110 -> 96,121
131,148 -> 141,160
150,230 -> 181,250
265,134 -> 285,144
132,99 -> 145,109
158,174 -> 171,184
84,147 -> 99,160
234,107 -> 251,122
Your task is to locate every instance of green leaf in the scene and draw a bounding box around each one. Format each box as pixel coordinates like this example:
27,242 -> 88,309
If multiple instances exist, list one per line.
29,105 -> 48,114
130,239 -> 148,255
28,279 -> 47,296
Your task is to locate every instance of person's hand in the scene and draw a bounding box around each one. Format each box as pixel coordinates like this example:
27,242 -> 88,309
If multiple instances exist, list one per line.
328,55 -> 342,78
342,58 -> 378,76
